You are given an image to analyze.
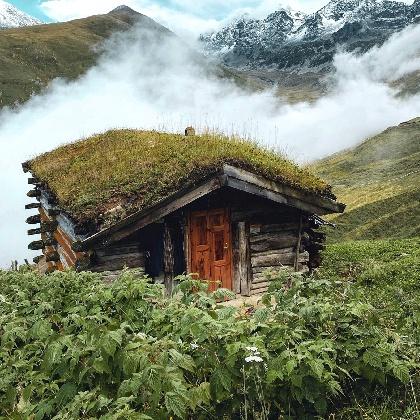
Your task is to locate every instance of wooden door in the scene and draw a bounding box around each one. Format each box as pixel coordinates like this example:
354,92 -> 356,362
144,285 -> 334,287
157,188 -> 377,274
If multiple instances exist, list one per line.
190,209 -> 232,292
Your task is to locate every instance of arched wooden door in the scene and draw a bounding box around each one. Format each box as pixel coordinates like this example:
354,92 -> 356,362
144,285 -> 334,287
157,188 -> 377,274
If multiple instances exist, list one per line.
190,209 -> 232,292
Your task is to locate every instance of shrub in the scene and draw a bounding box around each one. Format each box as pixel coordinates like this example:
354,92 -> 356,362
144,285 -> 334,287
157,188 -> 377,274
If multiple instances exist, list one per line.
0,268 -> 417,419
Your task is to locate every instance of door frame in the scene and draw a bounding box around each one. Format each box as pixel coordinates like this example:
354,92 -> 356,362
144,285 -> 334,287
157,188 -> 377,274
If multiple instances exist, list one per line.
187,208 -> 233,290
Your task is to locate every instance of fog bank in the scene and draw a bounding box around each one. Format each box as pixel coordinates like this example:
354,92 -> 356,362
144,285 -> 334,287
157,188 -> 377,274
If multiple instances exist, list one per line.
0,23 -> 419,266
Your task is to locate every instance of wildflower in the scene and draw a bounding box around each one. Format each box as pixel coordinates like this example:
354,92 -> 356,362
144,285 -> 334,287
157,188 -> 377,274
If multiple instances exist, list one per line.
246,346 -> 259,353
245,355 -> 264,363
190,343 -> 199,350
136,332 -> 147,339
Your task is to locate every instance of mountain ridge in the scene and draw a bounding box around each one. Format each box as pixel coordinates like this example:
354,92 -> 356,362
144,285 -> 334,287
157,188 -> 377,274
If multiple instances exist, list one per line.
0,0 -> 41,28
200,0 -> 420,71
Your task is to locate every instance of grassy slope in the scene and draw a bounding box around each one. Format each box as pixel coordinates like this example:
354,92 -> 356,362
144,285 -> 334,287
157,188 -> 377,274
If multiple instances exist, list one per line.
29,129 -> 331,227
0,10 -> 151,108
0,10 -> 261,109
312,118 -> 420,242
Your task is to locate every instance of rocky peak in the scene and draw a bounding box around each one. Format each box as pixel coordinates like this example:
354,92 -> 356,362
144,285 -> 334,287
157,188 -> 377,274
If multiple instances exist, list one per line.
0,0 -> 41,28
199,0 -> 419,71
109,5 -> 138,15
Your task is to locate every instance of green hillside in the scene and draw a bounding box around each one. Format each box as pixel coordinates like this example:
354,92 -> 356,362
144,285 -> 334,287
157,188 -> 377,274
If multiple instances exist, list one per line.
312,118 -> 420,241
0,8 -> 172,108
0,7 -> 261,110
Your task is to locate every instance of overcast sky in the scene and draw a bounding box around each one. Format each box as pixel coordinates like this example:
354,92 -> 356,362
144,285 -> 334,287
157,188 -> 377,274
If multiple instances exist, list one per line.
11,0 -> 416,37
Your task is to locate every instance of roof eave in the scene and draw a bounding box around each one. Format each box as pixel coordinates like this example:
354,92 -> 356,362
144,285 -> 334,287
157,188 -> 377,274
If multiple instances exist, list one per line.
72,165 -> 345,252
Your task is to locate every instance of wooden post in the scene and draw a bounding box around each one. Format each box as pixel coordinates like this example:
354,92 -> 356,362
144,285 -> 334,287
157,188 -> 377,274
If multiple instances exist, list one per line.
238,222 -> 251,297
183,215 -> 190,274
232,223 -> 241,294
163,223 -> 175,295
294,215 -> 303,272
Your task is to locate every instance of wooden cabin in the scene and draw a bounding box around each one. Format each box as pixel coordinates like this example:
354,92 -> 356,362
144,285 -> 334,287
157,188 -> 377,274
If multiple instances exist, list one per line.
22,129 -> 345,296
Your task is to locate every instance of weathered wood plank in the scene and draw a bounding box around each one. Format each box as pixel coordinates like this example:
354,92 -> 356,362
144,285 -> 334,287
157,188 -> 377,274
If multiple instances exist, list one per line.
294,216 -> 303,272
26,215 -> 41,225
223,165 -> 345,214
251,275 -> 273,285
163,223 -> 174,295
252,247 -> 294,257
95,244 -> 141,257
28,240 -> 44,251
41,221 -> 58,232
25,203 -> 41,210
45,251 -> 60,263
257,222 -> 306,234
183,216 -> 191,274
28,228 -> 42,236
232,223 -> 241,294
250,287 -> 269,296
27,189 -> 41,198
251,251 -> 309,268
238,222 -> 251,297
251,281 -> 271,290
250,234 -> 298,252
252,266 -> 291,274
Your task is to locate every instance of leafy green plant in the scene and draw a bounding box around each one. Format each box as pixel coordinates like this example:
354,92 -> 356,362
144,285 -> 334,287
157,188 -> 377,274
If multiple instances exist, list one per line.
0,265 -> 417,419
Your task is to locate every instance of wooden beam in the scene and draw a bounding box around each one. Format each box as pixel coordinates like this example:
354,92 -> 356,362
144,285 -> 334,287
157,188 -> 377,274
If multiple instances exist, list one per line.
75,254 -> 92,272
22,162 -> 30,173
33,255 -> 44,264
28,177 -> 39,185
223,165 -> 345,215
28,228 -> 42,236
163,223 -> 174,295
238,222 -> 251,297
28,240 -> 44,251
45,251 -> 60,263
25,203 -> 41,210
232,223 -> 241,294
26,215 -> 41,225
73,175 -> 227,251
27,189 -> 41,198
183,215 -> 191,275
41,221 -> 58,232
47,208 -> 61,217
226,177 -> 328,216
294,215 -> 303,272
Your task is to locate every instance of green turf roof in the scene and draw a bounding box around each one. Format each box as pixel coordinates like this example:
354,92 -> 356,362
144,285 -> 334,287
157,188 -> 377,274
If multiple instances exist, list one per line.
28,129 -> 334,228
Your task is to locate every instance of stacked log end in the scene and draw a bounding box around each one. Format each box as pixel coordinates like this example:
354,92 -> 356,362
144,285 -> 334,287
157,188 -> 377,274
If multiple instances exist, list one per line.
24,168 -> 61,274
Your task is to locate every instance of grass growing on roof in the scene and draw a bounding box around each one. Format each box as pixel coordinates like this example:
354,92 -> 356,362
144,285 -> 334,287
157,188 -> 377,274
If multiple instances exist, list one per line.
29,129 -> 332,226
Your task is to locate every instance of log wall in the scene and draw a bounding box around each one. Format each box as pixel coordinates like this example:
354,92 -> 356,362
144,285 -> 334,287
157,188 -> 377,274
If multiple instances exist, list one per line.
91,242 -> 145,274
231,209 -> 310,296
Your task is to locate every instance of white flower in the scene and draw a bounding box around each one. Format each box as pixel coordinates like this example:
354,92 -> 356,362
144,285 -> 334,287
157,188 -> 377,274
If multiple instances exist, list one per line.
136,332 -> 147,339
246,346 -> 259,353
245,355 -> 264,363
190,343 -> 199,349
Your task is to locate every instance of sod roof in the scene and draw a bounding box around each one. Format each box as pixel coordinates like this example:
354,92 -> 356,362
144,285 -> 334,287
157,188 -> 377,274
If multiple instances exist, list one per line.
28,129 -> 334,228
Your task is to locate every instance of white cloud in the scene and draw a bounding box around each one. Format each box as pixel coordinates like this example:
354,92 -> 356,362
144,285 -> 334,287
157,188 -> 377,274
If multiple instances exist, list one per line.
0,23 -> 420,266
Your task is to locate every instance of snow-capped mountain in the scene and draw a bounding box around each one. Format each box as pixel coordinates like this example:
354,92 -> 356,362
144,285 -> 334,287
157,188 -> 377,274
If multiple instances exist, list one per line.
200,0 -> 420,70
0,0 -> 41,29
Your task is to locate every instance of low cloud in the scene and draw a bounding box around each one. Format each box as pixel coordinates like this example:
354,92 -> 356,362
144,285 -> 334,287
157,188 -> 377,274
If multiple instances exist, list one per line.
0,22 -> 419,266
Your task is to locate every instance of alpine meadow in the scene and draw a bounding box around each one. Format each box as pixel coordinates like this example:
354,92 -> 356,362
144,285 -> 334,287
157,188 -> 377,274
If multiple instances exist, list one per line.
0,1 -> 419,419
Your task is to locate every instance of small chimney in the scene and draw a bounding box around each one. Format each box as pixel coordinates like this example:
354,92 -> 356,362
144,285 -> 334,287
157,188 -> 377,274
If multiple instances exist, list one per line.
185,126 -> 195,136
